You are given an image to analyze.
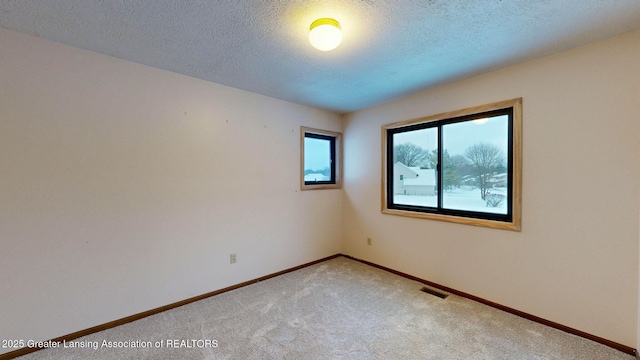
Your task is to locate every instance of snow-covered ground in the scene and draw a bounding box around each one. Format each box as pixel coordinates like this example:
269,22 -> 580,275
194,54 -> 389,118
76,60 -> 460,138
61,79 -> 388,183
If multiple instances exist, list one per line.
304,173 -> 329,182
394,187 -> 507,214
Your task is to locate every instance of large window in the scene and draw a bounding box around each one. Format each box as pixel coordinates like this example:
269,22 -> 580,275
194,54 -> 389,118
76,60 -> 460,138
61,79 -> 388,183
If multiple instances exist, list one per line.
301,127 -> 342,190
382,98 -> 522,230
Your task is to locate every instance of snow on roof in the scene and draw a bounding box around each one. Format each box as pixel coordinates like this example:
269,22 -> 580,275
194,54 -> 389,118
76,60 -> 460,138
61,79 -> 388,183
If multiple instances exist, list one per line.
394,162 -> 415,171
403,169 -> 436,186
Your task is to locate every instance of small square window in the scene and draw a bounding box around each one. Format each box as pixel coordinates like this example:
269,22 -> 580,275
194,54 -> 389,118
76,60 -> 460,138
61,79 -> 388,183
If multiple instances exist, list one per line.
301,127 -> 342,190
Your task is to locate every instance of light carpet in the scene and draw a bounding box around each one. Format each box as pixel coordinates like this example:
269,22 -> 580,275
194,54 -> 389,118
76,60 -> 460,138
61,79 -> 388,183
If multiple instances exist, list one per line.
17,257 -> 633,359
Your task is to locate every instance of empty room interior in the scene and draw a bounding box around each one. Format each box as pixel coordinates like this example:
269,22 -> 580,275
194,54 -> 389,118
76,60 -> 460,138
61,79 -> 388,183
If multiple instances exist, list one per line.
1,1 -> 640,359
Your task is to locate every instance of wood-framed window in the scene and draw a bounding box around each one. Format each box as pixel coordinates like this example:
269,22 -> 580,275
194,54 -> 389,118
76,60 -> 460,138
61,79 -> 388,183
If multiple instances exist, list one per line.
301,127 -> 342,190
382,98 -> 522,231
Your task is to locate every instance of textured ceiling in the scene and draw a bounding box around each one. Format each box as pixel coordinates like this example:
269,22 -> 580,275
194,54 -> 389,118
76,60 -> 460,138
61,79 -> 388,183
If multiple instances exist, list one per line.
1,1 -> 640,114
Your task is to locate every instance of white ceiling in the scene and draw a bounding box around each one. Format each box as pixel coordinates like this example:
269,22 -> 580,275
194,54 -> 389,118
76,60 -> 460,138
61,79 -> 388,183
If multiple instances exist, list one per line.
1,1 -> 639,114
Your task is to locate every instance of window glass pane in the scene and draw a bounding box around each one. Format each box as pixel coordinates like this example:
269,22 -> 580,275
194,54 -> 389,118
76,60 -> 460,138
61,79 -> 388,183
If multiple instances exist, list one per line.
304,137 -> 331,182
442,115 -> 509,214
392,127 -> 438,207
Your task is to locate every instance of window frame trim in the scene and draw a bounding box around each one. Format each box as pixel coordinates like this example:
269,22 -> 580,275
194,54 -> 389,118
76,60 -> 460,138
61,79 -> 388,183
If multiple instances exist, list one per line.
300,126 -> 343,191
381,98 -> 522,231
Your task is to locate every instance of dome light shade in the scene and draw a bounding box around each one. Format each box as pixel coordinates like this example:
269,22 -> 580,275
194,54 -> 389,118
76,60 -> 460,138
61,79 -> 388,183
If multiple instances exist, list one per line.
309,18 -> 342,51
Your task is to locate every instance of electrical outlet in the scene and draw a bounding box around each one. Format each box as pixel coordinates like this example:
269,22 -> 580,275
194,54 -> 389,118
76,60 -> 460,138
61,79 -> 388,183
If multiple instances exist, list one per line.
230,253 -> 237,264
367,237 -> 372,246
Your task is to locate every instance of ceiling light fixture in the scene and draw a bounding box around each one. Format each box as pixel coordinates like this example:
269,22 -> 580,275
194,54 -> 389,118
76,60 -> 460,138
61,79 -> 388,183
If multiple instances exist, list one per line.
309,18 -> 342,51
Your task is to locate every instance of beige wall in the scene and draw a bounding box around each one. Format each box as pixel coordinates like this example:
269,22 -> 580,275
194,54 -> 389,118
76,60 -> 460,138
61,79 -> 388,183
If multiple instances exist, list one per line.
342,30 -> 640,347
0,28 -> 342,353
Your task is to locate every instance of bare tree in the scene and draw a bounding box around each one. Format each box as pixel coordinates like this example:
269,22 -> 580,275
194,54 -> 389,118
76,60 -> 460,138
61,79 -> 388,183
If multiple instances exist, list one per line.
464,143 -> 505,200
449,154 -> 470,170
393,143 -> 429,167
